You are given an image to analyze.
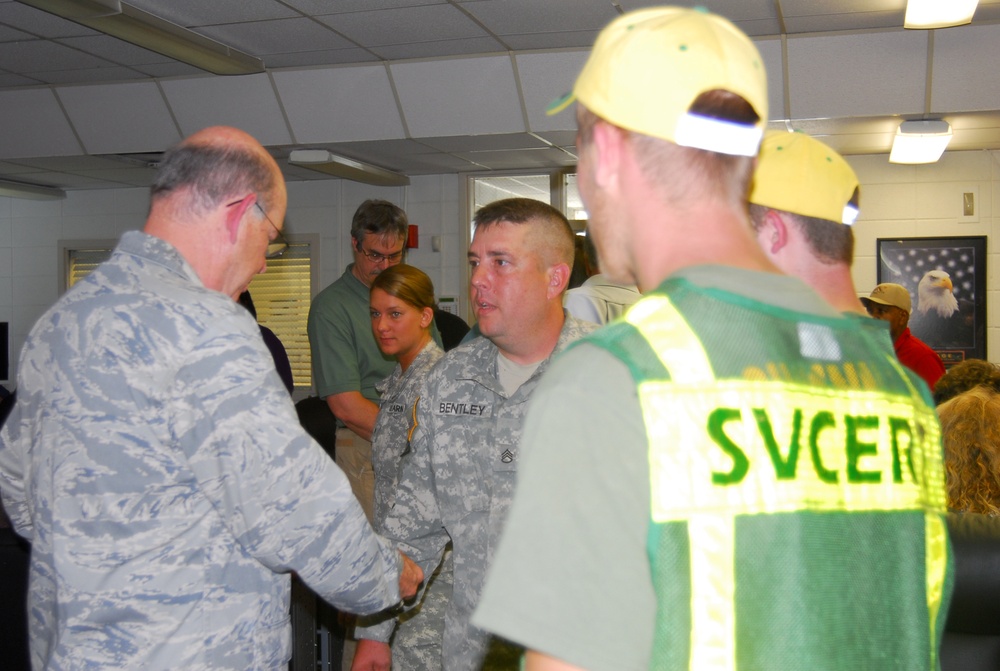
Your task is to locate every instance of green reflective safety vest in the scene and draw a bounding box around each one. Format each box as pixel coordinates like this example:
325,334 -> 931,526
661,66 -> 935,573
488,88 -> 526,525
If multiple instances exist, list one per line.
587,279 -> 953,671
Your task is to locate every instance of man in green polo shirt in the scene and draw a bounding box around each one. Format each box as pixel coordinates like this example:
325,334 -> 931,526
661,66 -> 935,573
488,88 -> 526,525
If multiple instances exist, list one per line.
308,199 -> 409,523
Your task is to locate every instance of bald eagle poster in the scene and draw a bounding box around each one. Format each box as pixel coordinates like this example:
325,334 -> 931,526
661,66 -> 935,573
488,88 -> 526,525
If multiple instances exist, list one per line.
877,236 -> 986,364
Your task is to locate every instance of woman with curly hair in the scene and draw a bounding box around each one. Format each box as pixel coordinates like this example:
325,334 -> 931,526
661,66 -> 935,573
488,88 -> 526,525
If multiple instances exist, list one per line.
938,385 -> 1000,515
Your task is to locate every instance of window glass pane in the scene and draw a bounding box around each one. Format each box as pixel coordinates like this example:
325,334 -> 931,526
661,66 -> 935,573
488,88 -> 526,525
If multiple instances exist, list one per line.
564,174 -> 588,222
66,239 -> 315,391
473,175 -> 550,211
246,241 -> 312,390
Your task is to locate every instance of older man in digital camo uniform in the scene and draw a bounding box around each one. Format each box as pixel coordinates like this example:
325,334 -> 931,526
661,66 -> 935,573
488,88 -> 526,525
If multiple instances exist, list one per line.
0,126 -> 421,670
475,7 -> 953,671
353,198 -> 596,671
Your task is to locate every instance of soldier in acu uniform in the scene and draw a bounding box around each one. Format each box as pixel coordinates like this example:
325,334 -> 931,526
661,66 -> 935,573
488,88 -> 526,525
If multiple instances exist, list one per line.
353,198 -> 596,671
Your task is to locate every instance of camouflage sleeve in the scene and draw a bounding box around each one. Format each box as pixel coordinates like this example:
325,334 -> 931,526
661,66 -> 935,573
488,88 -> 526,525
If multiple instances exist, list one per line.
356,390 -> 451,641
0,400 -> 32,540
174,322 -> 402,614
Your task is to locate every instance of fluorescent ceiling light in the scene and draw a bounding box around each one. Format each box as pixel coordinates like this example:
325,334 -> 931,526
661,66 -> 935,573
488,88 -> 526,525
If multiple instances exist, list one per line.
289,150 -> 410,187
889,120 -> 953,164
0,178 -> 66,200
16,0 -> 264,75
904,0 -> 978,29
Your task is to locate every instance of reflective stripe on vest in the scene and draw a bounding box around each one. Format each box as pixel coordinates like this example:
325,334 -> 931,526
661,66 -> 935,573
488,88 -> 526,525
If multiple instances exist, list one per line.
626,293 -> 949,671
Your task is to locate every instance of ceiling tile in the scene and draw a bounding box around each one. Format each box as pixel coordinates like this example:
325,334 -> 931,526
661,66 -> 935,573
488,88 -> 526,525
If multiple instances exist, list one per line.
31,66 -> 146,86
514,50 -> 588,133
55,34 -> 172,65
0,160 -> 45,175
932,24 -> 1000,114
0,2 -> 98,38
125,0 -> 299,26
533,130 -> 577,149
392,55 -> 524,137
500,31 -> 598,51
264,48 -> 377,69
421,133 -> 548,152
316,5 -> 487,47
56,81 -> 182,154
729,18 -> 784,37
0,87 -> 82,159
0,40 -> 112,72
283,0 -> 445,13
272,64 -> 406,143
75,167 -> 160,186
10,155 -> 134,170
460,0 -> 617,35
324,139 -> 446,158
0,23 -> 31,41
388,152 -> 480,173
787,31 -> 926,118
455,146 -> 575,170
196,17 -> 357,55
373,37 -> 505,61
778,0 -> 903,18
784,11 -> 903,33
132,62 -> 205,78
0,72 -> 44,87
26,171 -> 119,188
755,38 -> 785,121
692,0 -> 780,22
161,73 -> 293,145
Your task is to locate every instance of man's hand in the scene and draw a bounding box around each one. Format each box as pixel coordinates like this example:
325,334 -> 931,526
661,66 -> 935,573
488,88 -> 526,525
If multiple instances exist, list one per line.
351,639 -> 391,671
398,551 -> 424,599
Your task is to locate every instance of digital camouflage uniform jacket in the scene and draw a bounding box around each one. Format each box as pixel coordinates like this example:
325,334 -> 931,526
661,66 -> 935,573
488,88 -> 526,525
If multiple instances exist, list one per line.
372,339 -> 449,670
0,231 -> 403,670
357,315 -> 596,671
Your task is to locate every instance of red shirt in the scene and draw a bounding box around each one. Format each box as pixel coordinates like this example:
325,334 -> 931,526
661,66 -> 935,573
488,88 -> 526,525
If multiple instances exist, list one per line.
894,327 -> 946,391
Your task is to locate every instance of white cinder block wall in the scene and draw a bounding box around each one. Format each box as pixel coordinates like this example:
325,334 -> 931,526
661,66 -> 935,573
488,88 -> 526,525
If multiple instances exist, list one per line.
847,150 -> 1000,363
0,173 -> 465,388
2,150 -> 999,387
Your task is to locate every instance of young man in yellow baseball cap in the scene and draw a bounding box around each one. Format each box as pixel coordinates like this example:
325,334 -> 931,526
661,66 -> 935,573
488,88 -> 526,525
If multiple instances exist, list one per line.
475,6 -> 952,671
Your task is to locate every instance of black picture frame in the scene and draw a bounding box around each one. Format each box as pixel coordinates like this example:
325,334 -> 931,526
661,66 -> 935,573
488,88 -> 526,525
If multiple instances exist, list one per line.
876,236 -> 987,365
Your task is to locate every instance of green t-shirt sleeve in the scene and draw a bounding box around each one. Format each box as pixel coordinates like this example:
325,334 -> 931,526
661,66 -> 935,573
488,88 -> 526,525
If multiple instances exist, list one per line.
308,289 -> 364,399
473,343 -> 657,671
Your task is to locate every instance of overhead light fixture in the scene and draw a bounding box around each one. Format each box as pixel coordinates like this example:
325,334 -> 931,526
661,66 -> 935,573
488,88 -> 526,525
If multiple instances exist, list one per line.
889,120 -> 953,164
0,178 -> 66,200
288,150 -> 410,187
16,0 -> 264,75
904,0 -> 978,29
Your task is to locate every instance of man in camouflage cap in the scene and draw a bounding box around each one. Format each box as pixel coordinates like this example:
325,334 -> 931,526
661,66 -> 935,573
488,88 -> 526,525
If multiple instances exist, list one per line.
0,126 -> 421,670
353,197 -> 595,671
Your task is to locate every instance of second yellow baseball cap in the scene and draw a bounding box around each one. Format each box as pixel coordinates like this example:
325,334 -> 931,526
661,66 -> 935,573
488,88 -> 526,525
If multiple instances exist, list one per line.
749,130 -> 861,225
548,6 -> 768,157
